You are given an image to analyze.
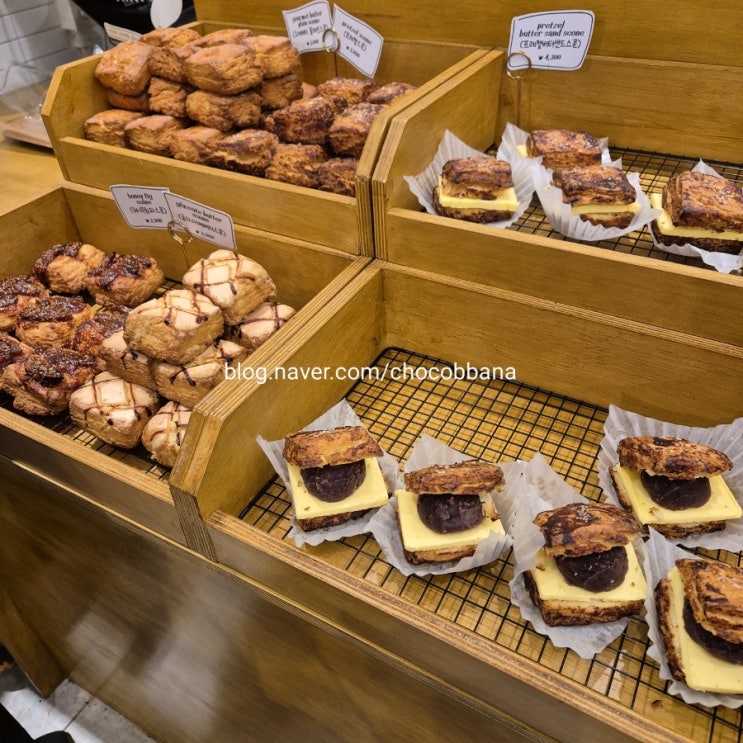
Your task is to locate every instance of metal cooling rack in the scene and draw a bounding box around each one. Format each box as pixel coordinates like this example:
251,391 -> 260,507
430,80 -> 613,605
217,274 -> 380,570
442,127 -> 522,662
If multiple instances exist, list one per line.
240,346 -> 743,743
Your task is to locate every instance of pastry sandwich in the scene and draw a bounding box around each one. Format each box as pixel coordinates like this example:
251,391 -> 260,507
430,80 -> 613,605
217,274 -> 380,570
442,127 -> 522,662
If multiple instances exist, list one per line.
524,502 -> 646,626
610,436 -> 741,538
656,558 -> 743,694
397,460 -> 505,564
524,128 -> 602,169
283,425 -> 388,531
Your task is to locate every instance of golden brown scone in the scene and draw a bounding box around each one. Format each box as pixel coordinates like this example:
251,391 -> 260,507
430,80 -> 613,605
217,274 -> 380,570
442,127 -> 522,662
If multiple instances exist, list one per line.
147,77 -> 194,118
617,436 -> 732,479
404,460 -> 505,496
316,77 -> 377,106
210,129 -> 278,175
533,502 -> 642,558
94,40 -> 155,96
185,44 -> 263,95
15,295 -> 93,350
366,82 -> 417,105
265,96 -> 336,145
124,289 -> 224,365
2,347 -> 96,415
259,73 -> 304,110
33,241 -> 106,294
185,89 -> 263,132
525,129 -> 602,169
106,89 -> 151,113
0,332 -> 33,391
169,125 -> 224,165
152,338 -> 248,407
140,27 -> 201,48
69,371 -> 160,449
182,249 -> 276,325
327,102 -> 385,159
265,143 -> 328,188
191,28 -> 254,48
124,114 -> 187,156
246,35 -> 301,79
141,400 -> 192,468
0,275 -> 49,332
84,253 -> 165,308
283,425 -> 384,468
664,172 -> 743,232
100,329 -> 157,390
316,157 -> 358,197
72,305 -> 130,364
148,43 -> 196,84
226,300 -> 296,351
84,109 -> 144,147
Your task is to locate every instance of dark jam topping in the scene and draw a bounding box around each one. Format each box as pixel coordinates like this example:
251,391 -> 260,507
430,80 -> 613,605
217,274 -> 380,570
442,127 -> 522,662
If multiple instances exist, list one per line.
640,471 -> 712,510
0,333 -> 25,368
555,546 -> 629,593
417,493 -> 483,534
0,275 -> 47,311
683,599 -> 743,664
25,349 -> 95,387
33,242 -> 83,281
90,254 -> 153,290
301,459 -> 366,502
19,295 -> 87,324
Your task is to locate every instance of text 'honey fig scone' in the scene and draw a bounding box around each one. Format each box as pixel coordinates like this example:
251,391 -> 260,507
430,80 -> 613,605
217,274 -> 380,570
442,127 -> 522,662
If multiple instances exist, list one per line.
124,289 -> 224,365
433,157 -> 518,223
650,171 -> 743,254
397,460 -> 505,564
15,295 -> 93,349
183,249 -> 275,325
0,275 -> 49,332
524,502 -> 646,626
226,300 -> 296,351
283,426 -> 389,531
141,400 -> 192,468
33,241 -> 106,294
610,436 -> 741,538
69,371 -> 160,449
84,253 -> 165,308
656,558 -> 743,694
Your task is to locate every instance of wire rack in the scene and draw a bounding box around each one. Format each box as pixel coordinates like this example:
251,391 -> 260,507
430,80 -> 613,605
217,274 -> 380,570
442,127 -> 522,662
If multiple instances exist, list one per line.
240,346 -> 743,743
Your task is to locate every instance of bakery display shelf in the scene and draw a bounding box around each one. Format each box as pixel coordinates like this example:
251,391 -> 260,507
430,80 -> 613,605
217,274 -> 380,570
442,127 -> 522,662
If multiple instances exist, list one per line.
238,346 -> 743,743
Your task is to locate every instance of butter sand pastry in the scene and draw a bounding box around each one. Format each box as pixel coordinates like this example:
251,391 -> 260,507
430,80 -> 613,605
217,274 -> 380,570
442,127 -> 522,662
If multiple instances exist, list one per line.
185,89 -> 263,131
141,400 -> 192,469
283,425 -> 389,531
84,253 -> 165,308
15,295 -> 93,349
211,129 -> 279,176
94,40 -> 155,96
524,502 -> 646,626
610,435 -> 741,538
265,143 -> 328,189
525,128 -> 602,169
327,102 -> 385,159
85,109 -> 145,147
185,43 -> 263,96
0,275 -> 49,332
226,300 -> 296,351
33,241 -> 106,294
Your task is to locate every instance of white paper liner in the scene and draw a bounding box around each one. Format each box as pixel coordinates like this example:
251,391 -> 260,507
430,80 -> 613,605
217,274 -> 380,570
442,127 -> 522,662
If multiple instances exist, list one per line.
508,452 -> 645,659
649,160 -> 743,274
367,434 -> 516,577
402,128 -> 535,228
256,399 -> 400,548
643,528 -> 743,707
598,404 -> 743,551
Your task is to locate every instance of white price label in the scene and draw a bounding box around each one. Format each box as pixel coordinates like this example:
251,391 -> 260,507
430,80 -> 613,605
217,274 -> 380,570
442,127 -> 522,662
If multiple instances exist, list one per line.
164,193 -> 235,250
283,1 -> 333,54
508,11 -> 595,72
332,5 -> 383,78
110,185 -> 171,228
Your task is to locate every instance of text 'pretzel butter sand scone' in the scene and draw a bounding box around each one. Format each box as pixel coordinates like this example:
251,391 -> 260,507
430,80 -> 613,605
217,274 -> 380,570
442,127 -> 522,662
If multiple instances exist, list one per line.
433,157 -> 518,224
84,253 -> 165,308
650,171 -> 743,254
226,300 -> 296,351
0,275 -> 49,332
141,400 -> 192,469
552,165 -> 641,229
182,249 -> 276,325
33,241 -> 106,294
610,436 -> 741,538
397,460 -> 505,565
15,295 -> 93,350
124,289 -> 224,365
656,558 -> 743,694
525,129 -> 603,169
283,425 -> 389,531
69,371 -> 160,449
524,502 -> 646,626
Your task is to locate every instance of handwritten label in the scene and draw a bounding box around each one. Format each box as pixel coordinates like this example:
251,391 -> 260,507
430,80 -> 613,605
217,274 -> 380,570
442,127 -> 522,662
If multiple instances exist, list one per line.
333,5 -> 383,78
282,1 -> 333,54
508,11 -> 595,72
110,185 -> 236,250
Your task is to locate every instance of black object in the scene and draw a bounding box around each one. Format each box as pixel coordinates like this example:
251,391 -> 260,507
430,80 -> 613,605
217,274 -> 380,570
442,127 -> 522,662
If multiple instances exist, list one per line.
0,703 -> 74,742
70,0 -> 196,35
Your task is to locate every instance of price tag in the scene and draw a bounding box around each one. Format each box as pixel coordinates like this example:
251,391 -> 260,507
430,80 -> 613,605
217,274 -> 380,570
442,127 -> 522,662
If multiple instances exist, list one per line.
110,185 -> 236,251
283,0 -> 333,54
332,5 -> 383,78
508,10 -> 595,72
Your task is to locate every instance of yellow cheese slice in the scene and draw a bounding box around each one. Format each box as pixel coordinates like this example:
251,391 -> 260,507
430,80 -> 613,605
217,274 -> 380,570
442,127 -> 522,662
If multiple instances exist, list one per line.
436,177 -> 518,212
611,464 -> 742,526
396,489 -> 504,553
570,201 -> 642,216
530,545 -> 646,602
668,565 -> 743,694
650,192 -> 743,242
516,144 -> 528,158
288,458 -> 388,519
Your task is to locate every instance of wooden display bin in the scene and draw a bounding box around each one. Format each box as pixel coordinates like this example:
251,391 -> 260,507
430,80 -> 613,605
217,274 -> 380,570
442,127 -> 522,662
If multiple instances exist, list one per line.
168,261 -> 743,743
41,11 -> 484,256
0,183 -> 366,544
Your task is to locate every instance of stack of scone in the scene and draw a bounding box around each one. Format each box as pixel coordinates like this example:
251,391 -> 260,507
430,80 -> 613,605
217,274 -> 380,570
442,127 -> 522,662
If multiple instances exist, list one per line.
85,26 -> 417,196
